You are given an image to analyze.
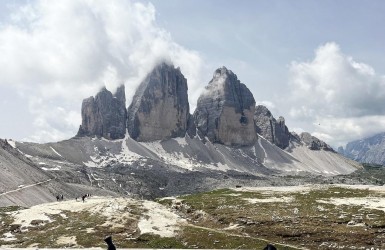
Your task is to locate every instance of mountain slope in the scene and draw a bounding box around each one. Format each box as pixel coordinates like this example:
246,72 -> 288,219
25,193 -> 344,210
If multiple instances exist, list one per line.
0,139 -> 118,207
16,134 -> 359,177
340,132 -> 385,165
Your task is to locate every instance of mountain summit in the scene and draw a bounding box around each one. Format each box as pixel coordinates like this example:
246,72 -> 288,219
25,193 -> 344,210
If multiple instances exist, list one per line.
127,62 -> 190,141
77,85 -> 126,140
194,67 -> 257,146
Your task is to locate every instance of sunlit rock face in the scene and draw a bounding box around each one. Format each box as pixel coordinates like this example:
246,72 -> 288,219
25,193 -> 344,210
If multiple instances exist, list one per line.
127,62 -> 190,141
77,85 -> 126,140
194,67 -> 257,147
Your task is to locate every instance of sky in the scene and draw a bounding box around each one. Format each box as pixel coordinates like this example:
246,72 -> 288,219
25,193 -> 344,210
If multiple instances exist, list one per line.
0,0 -> 385,148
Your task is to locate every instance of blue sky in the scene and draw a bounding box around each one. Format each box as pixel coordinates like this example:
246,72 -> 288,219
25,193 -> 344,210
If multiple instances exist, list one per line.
0,0 -> 385,147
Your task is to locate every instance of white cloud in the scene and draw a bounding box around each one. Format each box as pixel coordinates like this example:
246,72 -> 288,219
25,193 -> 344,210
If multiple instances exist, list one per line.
0,0 -> 203,142
288,42 -> 385,147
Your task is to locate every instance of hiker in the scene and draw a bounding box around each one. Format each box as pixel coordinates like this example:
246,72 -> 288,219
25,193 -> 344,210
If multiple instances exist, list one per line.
82,195 -> 86,202
104,236 -> 116,250
56,195 -> 60,201
61,194 -> 64,201
263,244 -> 277,250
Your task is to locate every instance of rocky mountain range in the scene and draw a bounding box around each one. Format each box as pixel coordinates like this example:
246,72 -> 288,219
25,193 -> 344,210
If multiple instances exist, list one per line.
0,62 -> 362,207
339,132 -> 385,165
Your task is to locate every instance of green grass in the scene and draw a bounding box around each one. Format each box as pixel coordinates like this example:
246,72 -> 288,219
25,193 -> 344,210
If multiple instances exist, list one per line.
2,186 -> 385,249
175,186 -> 385,249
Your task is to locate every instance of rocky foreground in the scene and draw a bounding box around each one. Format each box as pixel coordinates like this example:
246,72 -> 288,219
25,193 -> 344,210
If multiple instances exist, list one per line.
2,185 -> 385,249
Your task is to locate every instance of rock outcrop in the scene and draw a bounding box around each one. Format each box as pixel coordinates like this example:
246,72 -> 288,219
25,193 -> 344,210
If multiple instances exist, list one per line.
254,105 -> 290,149
127,62 -> 190,141
299,132 -> 334,151
194,67 -> 257,146
77,85 -> 127,140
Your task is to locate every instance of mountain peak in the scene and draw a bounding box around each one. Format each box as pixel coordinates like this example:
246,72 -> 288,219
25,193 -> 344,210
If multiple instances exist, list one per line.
194,67 -> 257,146
77,85 -> 127,140
254,105 -> 290,149
127,62 -> 190,141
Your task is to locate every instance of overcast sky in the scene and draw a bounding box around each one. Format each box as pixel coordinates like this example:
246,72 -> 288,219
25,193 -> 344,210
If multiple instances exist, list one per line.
0,0 -> 385,148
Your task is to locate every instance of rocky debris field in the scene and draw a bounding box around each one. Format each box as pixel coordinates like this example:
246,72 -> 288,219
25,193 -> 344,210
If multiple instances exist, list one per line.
2,184 -> 385,249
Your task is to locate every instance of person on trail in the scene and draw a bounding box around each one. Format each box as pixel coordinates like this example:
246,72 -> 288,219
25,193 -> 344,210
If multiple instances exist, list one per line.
56,195 -> 60,201
263,244 -> 277,250
82,195 -> 86,202
104,236 -> 116,250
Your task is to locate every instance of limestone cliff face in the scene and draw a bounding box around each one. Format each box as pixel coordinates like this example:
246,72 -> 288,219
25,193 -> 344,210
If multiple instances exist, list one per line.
194,67 -> 257,146
254,105 -> 290,149
340,132 -> 385,164
77,85 -> 126,140
300,132 -> 334,151
127,62 -> 189,141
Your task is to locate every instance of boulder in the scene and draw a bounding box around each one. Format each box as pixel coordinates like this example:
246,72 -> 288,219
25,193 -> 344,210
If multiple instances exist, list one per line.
194,67 -> 257,146
127,62 -> 190,141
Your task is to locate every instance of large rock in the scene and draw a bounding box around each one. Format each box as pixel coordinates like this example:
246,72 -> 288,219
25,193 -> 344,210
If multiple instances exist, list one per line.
194,67 -> 257,146
127,62 -> 190,141
254,105 -> 290,149
77,85 -> 126,139
300,132 -> 334,151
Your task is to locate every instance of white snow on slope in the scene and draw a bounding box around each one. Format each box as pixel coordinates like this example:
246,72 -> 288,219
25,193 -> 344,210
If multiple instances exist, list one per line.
244,196 -> 294,203
80,135 -> 359,176
318,197 -> 385,212
50,146 -> 62,157
7,139 -> 16,148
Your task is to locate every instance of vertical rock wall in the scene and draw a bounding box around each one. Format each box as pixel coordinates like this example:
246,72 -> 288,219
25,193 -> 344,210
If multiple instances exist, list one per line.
77,85 -> 126,139
194,67 -> 257,146
127,62 -> 189,141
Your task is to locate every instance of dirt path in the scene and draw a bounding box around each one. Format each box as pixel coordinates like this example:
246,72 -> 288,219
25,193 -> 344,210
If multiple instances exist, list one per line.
187,224 -> 306,250
0,178 -> 53,197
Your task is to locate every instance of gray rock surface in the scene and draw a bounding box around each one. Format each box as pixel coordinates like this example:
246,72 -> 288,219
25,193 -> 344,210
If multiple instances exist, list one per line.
77,85 -> 126,140
342,132 -> 385,164
194,67 -> 257,146
254,105 -> 290,149
299,132 -> 334,151
127,62 -> 190,141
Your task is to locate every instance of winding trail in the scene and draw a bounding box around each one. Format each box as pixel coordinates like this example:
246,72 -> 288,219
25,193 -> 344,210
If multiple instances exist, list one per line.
187,223 -> 305,250
0,178 -> 53,197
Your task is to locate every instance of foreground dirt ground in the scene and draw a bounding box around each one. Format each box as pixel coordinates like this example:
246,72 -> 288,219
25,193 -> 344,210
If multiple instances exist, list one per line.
1,184 -> 385,249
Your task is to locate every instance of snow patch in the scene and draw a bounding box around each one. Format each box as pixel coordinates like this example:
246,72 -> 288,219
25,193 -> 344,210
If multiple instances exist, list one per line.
318,197 -> 385,212
7,139 -> 16,148
244,196 -> 294,203
42,166 -> 61,171
50,146 -> 62,157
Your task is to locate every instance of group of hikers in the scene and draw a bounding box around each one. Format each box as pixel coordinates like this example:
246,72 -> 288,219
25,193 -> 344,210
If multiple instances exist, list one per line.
55,194 -> 64,201
55,193 -> 92,202
76,193 -> 92,202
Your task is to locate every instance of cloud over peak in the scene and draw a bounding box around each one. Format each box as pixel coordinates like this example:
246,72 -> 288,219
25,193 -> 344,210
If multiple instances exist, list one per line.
288,42 -> 385,146
0,0 -> 203,142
